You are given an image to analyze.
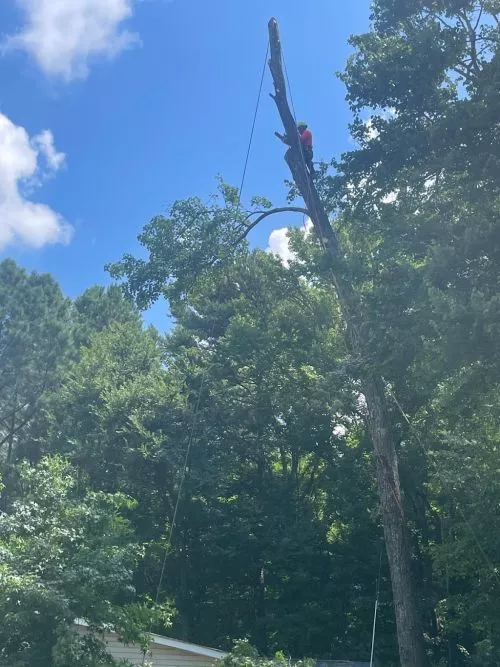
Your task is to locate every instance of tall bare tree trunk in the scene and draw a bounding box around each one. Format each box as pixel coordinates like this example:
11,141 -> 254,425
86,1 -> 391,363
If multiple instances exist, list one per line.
363,376 -> 426,666
267,18 -> 428,667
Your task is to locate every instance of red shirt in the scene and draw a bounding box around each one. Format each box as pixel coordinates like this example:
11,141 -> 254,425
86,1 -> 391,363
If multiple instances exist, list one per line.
299,129 -> 313,148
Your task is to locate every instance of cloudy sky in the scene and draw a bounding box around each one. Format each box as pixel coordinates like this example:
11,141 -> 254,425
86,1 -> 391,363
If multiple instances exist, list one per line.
0,0 -> 370,327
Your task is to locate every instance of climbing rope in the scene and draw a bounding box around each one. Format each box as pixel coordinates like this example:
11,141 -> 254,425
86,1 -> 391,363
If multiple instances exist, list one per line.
281,48 -> 318,224
370,546 -> 383,667
280,39 -> 390,665
282,52 -> 298,130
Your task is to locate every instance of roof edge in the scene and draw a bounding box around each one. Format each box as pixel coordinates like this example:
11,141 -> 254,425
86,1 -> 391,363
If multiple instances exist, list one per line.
74,619 -> 227,659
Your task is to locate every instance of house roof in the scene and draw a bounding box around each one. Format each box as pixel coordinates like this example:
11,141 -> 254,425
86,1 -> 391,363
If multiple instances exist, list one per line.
74,619 -> 227,659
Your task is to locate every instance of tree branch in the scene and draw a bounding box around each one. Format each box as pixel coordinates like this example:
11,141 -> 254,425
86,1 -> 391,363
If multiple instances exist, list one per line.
234,206 -> 309,244
0,408 -> 38,451
474,4 -> 484,32
427,11 -> 455,31
459,10 -> 481,74
453,64 -> 474,83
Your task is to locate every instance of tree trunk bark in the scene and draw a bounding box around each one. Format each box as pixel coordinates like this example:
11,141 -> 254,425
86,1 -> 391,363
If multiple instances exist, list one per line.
364,376 -> 427,666
267,17 -> 428,667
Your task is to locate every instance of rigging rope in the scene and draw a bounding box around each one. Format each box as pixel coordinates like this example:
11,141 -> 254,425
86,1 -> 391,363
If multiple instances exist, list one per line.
238,41 -> 270,207
144,46 -> 274,662
142,323 -> 215,665
386,386 -> 500,587
152,42 -> 272,613
153,352 -> 211,607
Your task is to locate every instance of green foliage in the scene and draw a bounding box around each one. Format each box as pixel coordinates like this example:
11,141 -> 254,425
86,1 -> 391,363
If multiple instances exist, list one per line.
51,626 -> 117,667
332,1 -> 500,663
110,250 -> 389,661
0,259 -> 72,466
0,456 -> 155,666
1,0 -> 499,663
106,183 -> 253,309
221,640 -> 313,667
74,285 -> 141,348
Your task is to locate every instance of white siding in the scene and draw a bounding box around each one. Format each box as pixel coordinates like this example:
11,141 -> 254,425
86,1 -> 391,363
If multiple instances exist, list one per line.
76,627 -> 221,667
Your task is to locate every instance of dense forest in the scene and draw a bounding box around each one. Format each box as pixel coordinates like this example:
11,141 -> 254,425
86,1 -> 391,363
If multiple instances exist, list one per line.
1,1 -> 499,666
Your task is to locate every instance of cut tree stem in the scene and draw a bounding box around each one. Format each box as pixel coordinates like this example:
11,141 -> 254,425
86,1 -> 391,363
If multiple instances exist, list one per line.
266,17 -> 428,667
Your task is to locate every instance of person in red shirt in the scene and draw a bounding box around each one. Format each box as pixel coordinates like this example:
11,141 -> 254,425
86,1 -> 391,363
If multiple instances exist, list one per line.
297,121 -> 315,174
275,121 -> 316,175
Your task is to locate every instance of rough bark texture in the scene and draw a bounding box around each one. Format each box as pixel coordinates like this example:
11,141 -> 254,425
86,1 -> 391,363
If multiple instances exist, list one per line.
363,376 -> 427,667
267,17 -> 428,667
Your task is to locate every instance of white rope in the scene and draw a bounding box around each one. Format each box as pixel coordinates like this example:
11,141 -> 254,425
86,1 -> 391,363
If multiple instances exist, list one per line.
370,548 -> 383,667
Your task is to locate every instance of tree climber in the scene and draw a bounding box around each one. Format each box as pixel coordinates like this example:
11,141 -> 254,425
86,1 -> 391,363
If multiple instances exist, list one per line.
275,121 -> 316,175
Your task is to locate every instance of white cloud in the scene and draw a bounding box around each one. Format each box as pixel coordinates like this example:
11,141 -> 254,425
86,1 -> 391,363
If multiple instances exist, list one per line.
267,227 -> 294,265
32,130 -> 66,171
266,218 -> 313,266
7,0 -> 140,80
0,112 -> 72,249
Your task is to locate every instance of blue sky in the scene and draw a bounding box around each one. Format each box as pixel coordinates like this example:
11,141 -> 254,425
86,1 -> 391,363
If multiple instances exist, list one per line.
0,0 -> 371,328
